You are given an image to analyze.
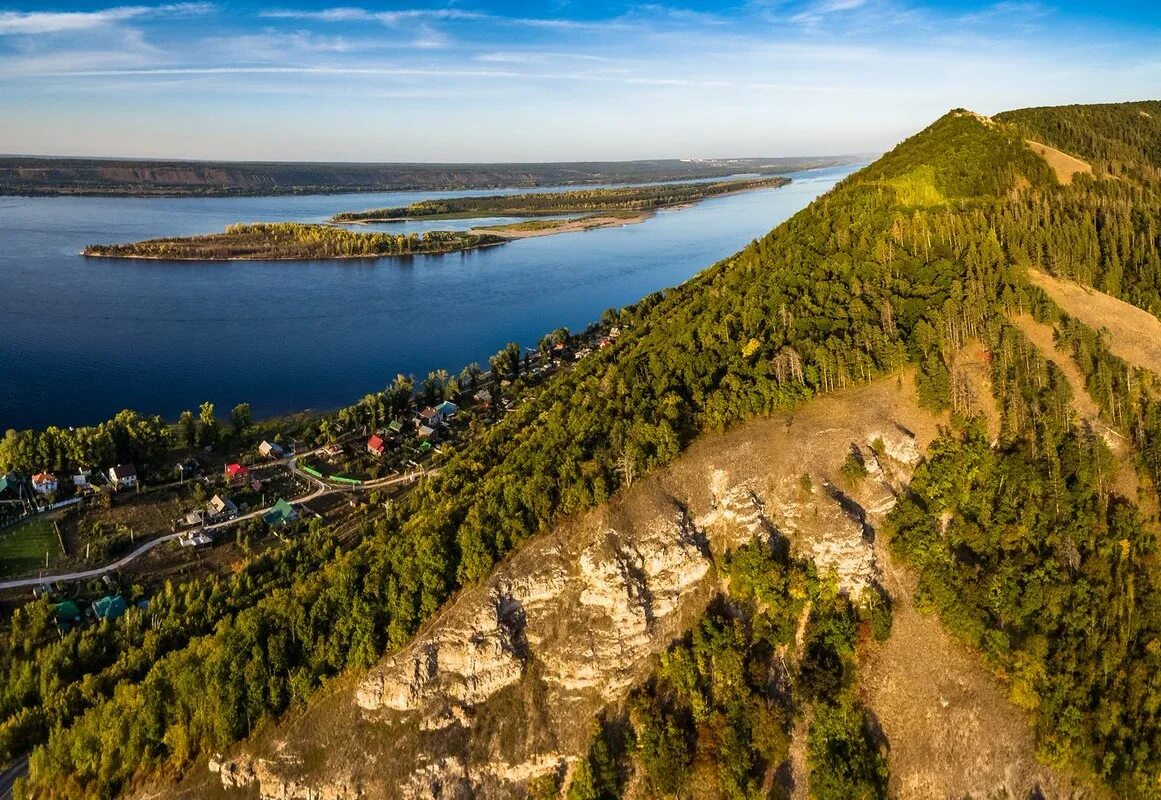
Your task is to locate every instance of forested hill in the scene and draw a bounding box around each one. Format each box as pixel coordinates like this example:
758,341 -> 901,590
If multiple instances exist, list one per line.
11,102 -> 1161,799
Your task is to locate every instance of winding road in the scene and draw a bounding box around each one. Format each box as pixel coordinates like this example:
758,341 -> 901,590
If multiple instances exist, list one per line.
0,454 -> 432,591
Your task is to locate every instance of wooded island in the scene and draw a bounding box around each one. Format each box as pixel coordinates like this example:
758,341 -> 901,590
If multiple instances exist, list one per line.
82,223 -> 507,261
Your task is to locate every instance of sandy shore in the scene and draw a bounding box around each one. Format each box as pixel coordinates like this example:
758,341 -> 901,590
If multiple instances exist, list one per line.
470,212 -> 652,239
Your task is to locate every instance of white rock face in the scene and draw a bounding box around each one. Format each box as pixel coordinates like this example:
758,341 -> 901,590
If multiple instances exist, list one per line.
210,385 -> 934,800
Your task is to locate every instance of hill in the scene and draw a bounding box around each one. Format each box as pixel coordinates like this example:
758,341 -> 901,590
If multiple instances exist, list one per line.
8,101 -> 1161,799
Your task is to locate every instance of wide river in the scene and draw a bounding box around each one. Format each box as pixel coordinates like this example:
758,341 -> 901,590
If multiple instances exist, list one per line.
0,162 -> 860,429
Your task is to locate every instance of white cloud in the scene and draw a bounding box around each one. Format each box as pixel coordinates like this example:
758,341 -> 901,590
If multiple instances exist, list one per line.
0,3 -> 212,35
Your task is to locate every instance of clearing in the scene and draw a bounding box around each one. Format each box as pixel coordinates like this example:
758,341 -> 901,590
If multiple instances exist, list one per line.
1026,140 -> 1092,185
1013,312 -> 1139,503
0,517 -> 62,577
1029,268 -> 1161,376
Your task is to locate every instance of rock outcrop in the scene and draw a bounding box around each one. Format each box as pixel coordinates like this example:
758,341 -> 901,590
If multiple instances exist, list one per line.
208,377 -> 941,799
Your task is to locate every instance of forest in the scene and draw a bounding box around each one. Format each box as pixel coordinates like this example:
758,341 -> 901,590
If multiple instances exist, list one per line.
7,101 -> 1161,798
329,176 -> 791,221
81,223 -> 506,261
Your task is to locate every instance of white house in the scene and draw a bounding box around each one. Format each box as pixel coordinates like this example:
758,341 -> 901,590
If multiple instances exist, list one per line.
31,472 -> 57,494
109,463 -> 138,489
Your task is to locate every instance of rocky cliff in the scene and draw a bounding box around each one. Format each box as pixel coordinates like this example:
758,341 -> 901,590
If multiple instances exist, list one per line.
198,375 -> 945,799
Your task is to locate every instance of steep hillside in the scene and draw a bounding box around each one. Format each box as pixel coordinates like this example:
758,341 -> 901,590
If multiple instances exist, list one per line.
12,102 -> 1161,800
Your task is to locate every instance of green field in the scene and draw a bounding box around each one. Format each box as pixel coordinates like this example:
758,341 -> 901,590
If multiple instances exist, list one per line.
0,517 -> 61,576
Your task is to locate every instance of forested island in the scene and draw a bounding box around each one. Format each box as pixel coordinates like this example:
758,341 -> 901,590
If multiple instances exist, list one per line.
330,175 -> 792,223
82,223 -> 507,261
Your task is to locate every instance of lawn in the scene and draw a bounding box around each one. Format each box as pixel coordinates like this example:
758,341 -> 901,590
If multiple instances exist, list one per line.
0,517 -> 62,577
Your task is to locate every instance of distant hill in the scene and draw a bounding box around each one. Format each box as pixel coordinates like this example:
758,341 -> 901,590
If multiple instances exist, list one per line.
0,154 -> 855,197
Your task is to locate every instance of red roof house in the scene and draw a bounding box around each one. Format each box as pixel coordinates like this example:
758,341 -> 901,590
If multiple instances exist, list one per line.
225,463 -> 250,485
368,434 -> 387,457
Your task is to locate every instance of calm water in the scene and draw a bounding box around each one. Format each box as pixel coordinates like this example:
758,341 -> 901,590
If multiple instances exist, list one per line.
0,163 -> 859,429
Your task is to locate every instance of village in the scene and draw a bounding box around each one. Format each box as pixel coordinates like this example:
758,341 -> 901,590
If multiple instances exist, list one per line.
0,322 -> 622,633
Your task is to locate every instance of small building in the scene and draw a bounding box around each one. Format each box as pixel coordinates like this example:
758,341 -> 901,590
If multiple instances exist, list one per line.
31,472 -> 57,494
387,419 -> 404,435
225,463 -> 250,486
92,595 -> 128,621
367,434 -> 387,457
473,389 -> 492,407
258,440 -> 284,459
109,463 -> 138,489
418,406 -> 442,426
417,424 -> 436,440
0,473 -> 14,496
54,600 -> 81,626
181,509 -> 206,527
434,400 -> 459,420
175,460 -> 200,480
180,532 -> 212,548
263,498 -> 297,527
208,494 -> 237,519
323,443 -> 344,458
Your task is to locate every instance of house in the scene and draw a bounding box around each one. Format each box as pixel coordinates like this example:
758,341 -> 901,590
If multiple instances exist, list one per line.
417,424 -> 436,440
258,440 -> 284,459
208,494 -> 237,520
109,463 -> 138,489
92,595 -> 128,621
54,600 -> 81,626
367,434 -> 387,457
225,463 -> 250,486
434,400 -> 459,419
418,406 -> 443,426
473,389 -> 492,407
263,498 -> 297,527
323,443 -> 343,458
31,472 -> 57,494
0,473 -> 14,496
386,419 -> 404,435
180,531 -> 212,548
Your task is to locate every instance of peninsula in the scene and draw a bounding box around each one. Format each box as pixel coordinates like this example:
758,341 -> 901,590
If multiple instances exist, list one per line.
82,223 -> 507,261
331,175 -> 793,226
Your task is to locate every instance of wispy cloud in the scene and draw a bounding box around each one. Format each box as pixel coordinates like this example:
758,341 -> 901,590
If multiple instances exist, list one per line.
0,3 -> 212,36
259,6 -> 619,30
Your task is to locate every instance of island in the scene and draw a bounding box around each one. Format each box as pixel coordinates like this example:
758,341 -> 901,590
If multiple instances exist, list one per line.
82,223 -> 508,261
330,176 -> 793,231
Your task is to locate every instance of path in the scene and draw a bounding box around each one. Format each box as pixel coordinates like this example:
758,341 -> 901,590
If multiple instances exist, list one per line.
0,454 -> 434,591
0,757 -> 27,800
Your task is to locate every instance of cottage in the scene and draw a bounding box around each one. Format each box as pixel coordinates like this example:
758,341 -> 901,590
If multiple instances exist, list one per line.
417,424 -> 436,440
434,400 -> 459,420
258,440 -> 284,459
225,463 -> 250,486
109,463 -> 138,489
263,498 -> 297,527
386,419 -> 404,435
208,494 -> 238,519
92,595 -> 128,621
367,434 -> 387,457
31,472 -> 57,494
418,406 -> 442,426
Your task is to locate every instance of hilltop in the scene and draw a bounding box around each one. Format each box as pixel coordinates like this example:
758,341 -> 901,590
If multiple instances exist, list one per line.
7,100 -> 1161,799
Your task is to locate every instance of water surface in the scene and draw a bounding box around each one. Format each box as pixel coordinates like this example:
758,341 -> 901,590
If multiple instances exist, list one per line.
0,163 -> 859,429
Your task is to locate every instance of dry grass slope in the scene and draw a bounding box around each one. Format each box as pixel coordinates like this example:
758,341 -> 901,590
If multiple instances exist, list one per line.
1026,140 -> 1093,185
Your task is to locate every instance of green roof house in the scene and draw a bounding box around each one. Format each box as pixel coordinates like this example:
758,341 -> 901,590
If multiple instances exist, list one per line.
93,595 -> 128,621
54,600 -> 81,625
263,498 -> 297,527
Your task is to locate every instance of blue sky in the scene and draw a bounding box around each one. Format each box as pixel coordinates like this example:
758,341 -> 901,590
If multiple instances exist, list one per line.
0,1 -> 1157,161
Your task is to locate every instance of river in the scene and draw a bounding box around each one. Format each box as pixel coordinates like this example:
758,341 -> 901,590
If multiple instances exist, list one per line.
0,162 -> 861,429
